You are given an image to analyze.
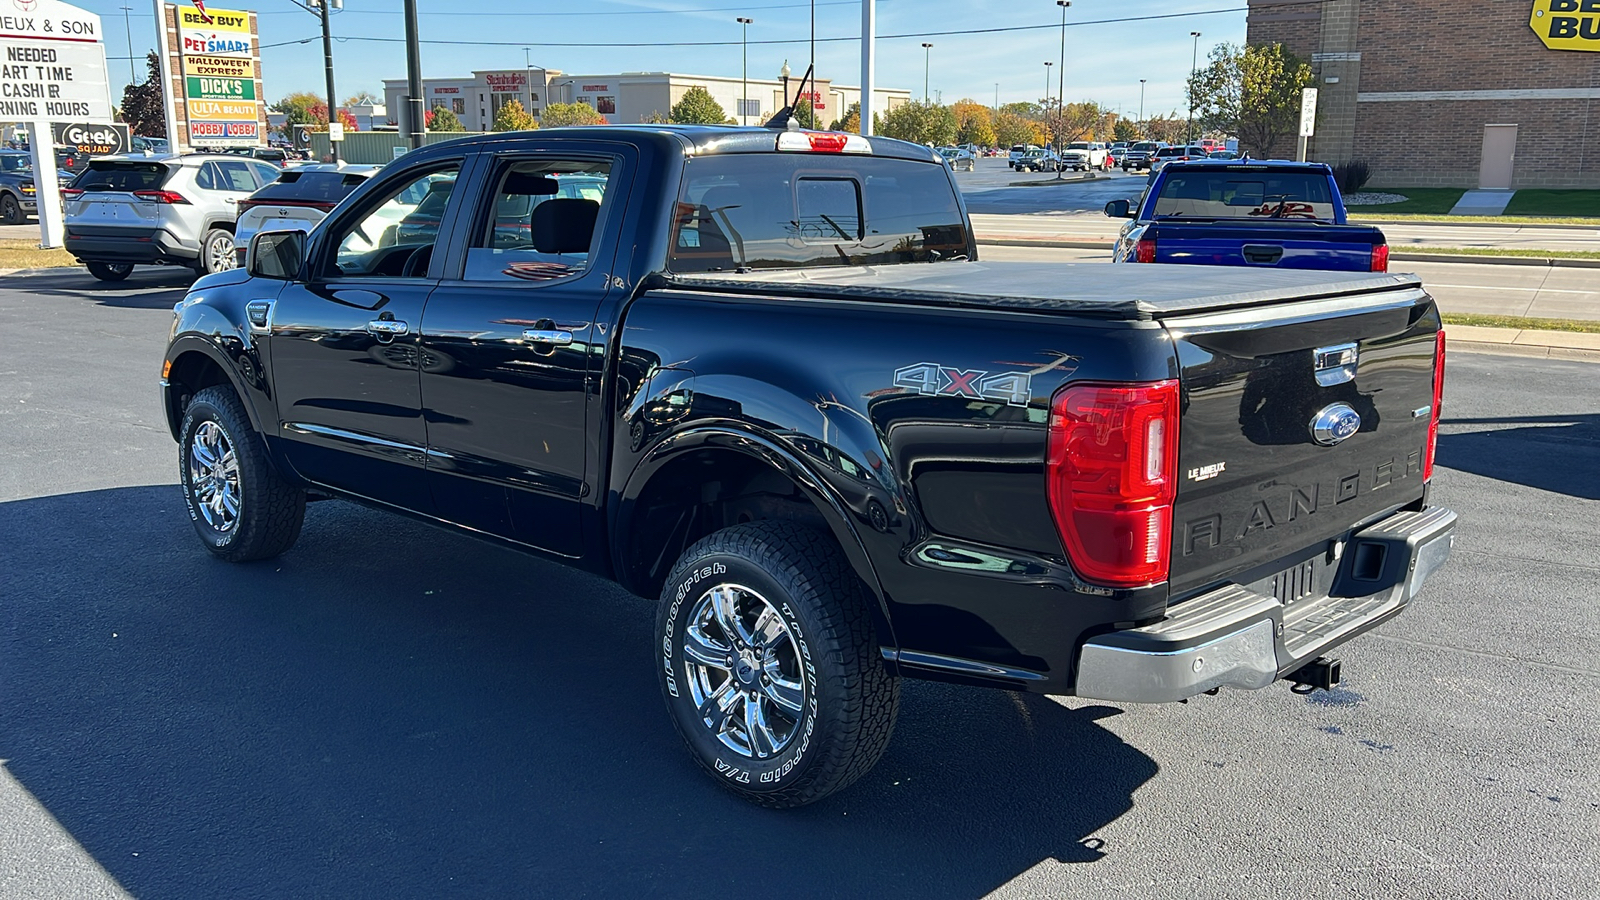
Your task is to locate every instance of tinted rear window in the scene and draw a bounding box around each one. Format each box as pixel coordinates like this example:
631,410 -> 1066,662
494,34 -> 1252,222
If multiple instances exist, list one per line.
669,154 -> 968,273
1153,170 -> 1336,220
251,170 -> 369,203
76,162 -> 171,192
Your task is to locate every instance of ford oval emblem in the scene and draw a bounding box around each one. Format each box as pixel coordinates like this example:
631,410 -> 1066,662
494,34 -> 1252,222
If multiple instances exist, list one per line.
1310,403 -> 1362,446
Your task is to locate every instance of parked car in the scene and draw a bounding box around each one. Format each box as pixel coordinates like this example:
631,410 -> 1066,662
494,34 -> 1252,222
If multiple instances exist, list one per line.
1007,144 -> 1039,168
1103,159 -> 1390,271
1149,145 -> 1211,173
1059,141 -> 1110,171
225,146 -> 294,167
936,146 -> 976,172
61,153 -> 283,281
1012,148 -> 1061,172
1108,145 -> 1128,166
233,163 -> 383,265
131,136 -> 170,154
1120,140 -> 1165,172
1208,149 -> 1242,160
160,125 -> 1453,808
0,150 -> 39,224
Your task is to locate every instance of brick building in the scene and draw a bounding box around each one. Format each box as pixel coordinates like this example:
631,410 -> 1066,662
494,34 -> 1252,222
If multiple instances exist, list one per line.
1248,0 -> 1600,188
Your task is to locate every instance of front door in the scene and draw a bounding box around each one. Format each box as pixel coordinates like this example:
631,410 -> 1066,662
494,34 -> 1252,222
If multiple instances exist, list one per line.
418,146 -> 630,557
266,156 -> 470,511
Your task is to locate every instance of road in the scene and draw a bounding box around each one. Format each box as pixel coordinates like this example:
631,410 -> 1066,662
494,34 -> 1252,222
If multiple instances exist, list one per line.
979,244 -> 1600,321
953,159 -> 1600,252
1,269 -> 1597,899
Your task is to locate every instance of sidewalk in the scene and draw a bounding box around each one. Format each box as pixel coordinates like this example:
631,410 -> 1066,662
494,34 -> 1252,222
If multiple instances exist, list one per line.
1444,325 -> 1600,361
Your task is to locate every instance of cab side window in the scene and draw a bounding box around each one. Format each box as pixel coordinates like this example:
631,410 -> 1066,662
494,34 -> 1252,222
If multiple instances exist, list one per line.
462,158 -> 612,283
326,163 -> 460,279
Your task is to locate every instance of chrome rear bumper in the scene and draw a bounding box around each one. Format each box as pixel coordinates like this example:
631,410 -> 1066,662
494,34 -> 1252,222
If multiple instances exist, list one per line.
1074,507 -> 1457,704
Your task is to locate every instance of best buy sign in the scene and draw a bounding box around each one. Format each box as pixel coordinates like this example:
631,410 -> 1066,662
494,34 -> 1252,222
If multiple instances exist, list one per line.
1531,0 -> 1600,50
186,76 -> 255,100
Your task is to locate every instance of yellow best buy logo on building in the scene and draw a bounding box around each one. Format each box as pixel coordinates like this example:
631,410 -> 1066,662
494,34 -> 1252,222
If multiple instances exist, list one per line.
178,6 -> 250,33
1531,0 -> 1600,49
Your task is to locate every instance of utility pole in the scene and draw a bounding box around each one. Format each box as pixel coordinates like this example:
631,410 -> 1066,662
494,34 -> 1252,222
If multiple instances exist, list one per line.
313,0 -> 340,161
1055,0 -> 1070,174
1188,31 -> 1201,145
994,82 -> 999,112
119,6 -> 136,87
404,0 -> 424,149
921,43 -> 932,103
737,17 -> 753,125
809,0 -> 815,93
860,0 -> 875,135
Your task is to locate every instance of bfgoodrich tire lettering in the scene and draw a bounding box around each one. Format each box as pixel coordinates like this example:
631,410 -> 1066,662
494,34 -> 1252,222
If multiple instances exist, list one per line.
656,521 -> 899,808
179,385 -> 305,562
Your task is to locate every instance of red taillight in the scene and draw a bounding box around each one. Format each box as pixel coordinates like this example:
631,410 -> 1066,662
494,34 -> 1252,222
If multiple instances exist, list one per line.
133,190 -> 189,204
60,187 -> 83,199
1046,380 -> 1181,588
1134,236 -> 1156,263
1370,243 -> 1389,272
1423,330 -> 1445,481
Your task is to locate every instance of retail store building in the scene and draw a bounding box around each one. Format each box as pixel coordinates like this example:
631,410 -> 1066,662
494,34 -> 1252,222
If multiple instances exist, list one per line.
382,69 -> 909,134
1248,0 -> 1600,188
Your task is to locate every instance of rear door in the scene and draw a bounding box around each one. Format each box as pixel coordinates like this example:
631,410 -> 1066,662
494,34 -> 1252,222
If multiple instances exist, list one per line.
416,141 -> 632,557
1162,288 -> 1441,597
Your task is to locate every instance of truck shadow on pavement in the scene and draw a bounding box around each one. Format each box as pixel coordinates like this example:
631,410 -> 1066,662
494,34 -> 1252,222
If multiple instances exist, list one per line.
0,485 -> 1157,900
1437,413 -> 1600,500
15,267 -> 196,310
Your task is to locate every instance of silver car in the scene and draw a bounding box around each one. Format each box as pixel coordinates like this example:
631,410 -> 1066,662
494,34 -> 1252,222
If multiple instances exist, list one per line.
62,152 -> 281,281
234,163 -> 382,265
936,146 -> 976,172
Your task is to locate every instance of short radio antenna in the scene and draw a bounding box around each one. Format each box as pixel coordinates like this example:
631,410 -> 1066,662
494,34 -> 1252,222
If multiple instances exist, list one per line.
764,63 -> 816,130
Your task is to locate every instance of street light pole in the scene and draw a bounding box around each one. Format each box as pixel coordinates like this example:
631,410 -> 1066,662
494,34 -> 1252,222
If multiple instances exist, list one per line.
1188,31 -> 1201,145
1139,78 -> 1146,126
922,43 -> 932,103
118,6 -> 135,87
737,17 -> 753,125
1043,61 -> 1051,108
1056,1 -> 1069,143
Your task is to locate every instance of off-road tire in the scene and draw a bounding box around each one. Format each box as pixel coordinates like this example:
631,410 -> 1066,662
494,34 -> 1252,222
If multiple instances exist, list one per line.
195,227 -> 236,276
179,385 -> 305,562
656,521 -> 900,808
0,193 -> 21,225
86,261 -> 132,282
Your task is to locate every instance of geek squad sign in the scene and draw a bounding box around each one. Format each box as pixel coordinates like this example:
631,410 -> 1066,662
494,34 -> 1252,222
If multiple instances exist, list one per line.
1531,0 -> 1600,50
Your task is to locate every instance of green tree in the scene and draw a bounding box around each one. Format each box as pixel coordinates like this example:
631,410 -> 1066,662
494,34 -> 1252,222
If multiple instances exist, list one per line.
426,105 -> 466,132
1048,101 -> 1110,146
272,92 -> 327,139
993,111 -> 1043,148
877,101 -> 957,146
1113,117 -> 1140,142
670,86 -> 732,125
950,99 -> 995,147
1188,41 -> 1313,155
491,98 -> 538,132
120,51 -> 166,138
542,102 -> 608,127
1141,113 -> 1189,144
999,101 -> 1044,121
830,101 -> 860,133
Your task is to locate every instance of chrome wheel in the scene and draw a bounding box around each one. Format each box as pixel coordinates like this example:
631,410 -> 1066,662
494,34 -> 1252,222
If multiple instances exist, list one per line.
188,420 -> 240,532
682,583 -> 807,760
206,232 -> 236,272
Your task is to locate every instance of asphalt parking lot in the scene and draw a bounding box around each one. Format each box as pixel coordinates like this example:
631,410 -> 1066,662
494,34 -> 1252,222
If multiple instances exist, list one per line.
2,266 -> 1597,899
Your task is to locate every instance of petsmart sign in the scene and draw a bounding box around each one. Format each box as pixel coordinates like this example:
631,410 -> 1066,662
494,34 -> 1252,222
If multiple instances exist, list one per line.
1531,0 -> 1600,50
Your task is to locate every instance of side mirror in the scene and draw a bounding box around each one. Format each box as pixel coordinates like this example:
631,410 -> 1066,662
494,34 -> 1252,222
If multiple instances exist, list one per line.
1104,199 -> 1132,219
248,229 -> 305,280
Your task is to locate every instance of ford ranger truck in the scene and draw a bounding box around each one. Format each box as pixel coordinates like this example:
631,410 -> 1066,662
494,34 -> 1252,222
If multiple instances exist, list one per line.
1106,159 -> 1391,272
159,125 -> 1455,808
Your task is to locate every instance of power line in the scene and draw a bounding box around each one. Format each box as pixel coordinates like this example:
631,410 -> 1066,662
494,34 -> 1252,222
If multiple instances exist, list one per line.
255,0 -> 860,17
259,6 -> 1248,51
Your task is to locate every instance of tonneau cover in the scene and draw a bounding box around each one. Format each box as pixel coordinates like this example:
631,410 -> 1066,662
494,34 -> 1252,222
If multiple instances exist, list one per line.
664,261 -> 1425,320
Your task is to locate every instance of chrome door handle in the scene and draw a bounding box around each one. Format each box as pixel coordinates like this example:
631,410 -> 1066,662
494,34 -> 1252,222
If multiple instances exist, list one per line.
522,328 -> 573,345
366,319 -> 409,336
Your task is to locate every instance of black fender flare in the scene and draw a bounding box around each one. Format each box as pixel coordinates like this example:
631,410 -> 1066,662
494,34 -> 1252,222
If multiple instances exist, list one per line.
612,424 -> 901,658
162,332 -> 270,441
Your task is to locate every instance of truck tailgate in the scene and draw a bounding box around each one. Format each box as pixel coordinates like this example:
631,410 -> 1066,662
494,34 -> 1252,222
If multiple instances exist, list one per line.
1149,222 -> 1383,272
1163,289 -> 1442,597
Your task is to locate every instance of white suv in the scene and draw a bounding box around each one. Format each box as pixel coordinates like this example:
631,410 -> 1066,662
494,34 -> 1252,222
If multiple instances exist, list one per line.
1060,141 -> 1110,171
62,153 -> 281,281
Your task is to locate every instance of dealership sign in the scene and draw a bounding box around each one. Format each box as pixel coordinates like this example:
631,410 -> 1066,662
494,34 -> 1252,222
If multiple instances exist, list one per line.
1531,0 -> 1600,50
0,0 -> 113,121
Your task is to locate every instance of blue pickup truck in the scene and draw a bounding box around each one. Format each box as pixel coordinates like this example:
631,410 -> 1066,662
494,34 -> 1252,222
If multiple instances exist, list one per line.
1104,160 -> 1389,272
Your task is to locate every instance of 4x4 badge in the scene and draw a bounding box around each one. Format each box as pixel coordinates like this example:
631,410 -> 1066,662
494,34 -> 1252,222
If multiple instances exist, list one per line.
893,362 -> 1032,407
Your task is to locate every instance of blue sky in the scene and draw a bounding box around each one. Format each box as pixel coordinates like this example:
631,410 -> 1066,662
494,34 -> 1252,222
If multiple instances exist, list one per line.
86,0 -> 1244,119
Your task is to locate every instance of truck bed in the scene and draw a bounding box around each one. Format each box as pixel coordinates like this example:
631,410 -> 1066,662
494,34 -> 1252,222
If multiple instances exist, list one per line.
665,261 -> 1424,320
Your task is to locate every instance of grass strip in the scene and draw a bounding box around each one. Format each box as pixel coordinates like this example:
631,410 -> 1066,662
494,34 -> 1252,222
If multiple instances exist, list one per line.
1501,189 -> 1600,218
1400,246 -> 1600,260
1442,313 -> 1600,334
0,240 -> 75,270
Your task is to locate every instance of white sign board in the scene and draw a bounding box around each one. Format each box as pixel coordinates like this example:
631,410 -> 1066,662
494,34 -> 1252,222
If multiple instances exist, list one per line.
327,121 -> 343,141
0,0 -> 112,121
1298,87 -> 1318,138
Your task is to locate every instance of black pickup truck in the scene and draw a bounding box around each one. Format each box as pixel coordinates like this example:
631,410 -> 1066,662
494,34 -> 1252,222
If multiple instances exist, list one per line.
160,125 -> 1456,807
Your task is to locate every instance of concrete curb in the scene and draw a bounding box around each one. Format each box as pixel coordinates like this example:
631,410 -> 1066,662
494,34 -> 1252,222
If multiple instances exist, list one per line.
0,266 -> 75,277
1006,173 -> 1099,188
1451,340 -> 1600,361
1350,218 -> 1600,230
978,237 -> 1110,249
